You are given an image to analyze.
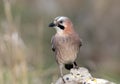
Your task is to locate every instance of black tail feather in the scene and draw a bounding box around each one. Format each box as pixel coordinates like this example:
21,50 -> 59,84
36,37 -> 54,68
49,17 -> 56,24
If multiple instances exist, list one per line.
65,64 -> 73,70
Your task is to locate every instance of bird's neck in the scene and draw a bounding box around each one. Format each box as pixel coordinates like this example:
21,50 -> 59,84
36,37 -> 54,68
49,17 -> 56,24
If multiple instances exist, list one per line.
55,26 -> 64,36
56,29 -> 75,37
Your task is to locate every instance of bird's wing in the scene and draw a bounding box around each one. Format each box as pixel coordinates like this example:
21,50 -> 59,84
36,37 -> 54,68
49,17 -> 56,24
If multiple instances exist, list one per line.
51,36 -> 56,52
73,33 -> 82,49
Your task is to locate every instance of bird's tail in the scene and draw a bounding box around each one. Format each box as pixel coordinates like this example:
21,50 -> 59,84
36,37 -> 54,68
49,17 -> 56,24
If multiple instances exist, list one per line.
64,63 -> 73,70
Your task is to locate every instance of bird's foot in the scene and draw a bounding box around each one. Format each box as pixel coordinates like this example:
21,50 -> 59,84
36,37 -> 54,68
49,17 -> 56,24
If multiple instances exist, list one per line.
61,76 -> 65,83
73,62 -> 79,69
73,65 -> 79,69
74,66 -> 79,69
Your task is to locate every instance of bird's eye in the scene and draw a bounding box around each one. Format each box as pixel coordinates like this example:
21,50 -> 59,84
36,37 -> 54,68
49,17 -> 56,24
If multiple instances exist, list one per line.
59,21 -> 63,23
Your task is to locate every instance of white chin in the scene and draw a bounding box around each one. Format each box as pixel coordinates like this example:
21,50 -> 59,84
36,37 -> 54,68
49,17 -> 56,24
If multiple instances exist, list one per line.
54,26 -> 63,34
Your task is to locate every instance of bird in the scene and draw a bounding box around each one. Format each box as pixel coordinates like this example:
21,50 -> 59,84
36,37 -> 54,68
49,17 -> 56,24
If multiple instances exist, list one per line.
49,16 -> 82,82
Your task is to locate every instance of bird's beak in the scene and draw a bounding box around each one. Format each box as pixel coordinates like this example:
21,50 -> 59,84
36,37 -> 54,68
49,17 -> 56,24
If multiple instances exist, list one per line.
49,22 -> 56,27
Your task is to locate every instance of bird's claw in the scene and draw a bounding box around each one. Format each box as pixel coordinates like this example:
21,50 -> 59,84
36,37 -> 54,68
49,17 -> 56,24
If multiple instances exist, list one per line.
61,77 -> 66,83
74,66 -> 79,69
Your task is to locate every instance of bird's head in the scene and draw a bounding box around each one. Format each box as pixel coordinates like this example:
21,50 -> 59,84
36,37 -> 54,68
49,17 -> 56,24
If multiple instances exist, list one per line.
49,16 -> 74,35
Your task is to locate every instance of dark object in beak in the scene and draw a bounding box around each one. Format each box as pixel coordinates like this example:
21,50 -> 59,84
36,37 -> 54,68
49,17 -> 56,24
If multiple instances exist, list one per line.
49,23 -> 56,27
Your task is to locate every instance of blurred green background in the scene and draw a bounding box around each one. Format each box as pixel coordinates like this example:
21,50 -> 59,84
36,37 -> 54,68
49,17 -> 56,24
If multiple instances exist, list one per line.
0,0 -> 120,84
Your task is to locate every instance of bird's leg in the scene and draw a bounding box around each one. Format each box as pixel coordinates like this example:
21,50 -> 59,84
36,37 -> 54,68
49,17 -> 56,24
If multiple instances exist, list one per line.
73,62 -> 79,69
59,64 -> 65,83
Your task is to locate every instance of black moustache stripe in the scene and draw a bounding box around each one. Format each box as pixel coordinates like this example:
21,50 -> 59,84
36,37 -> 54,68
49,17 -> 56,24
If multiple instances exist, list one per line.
58,24 -> 65,30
